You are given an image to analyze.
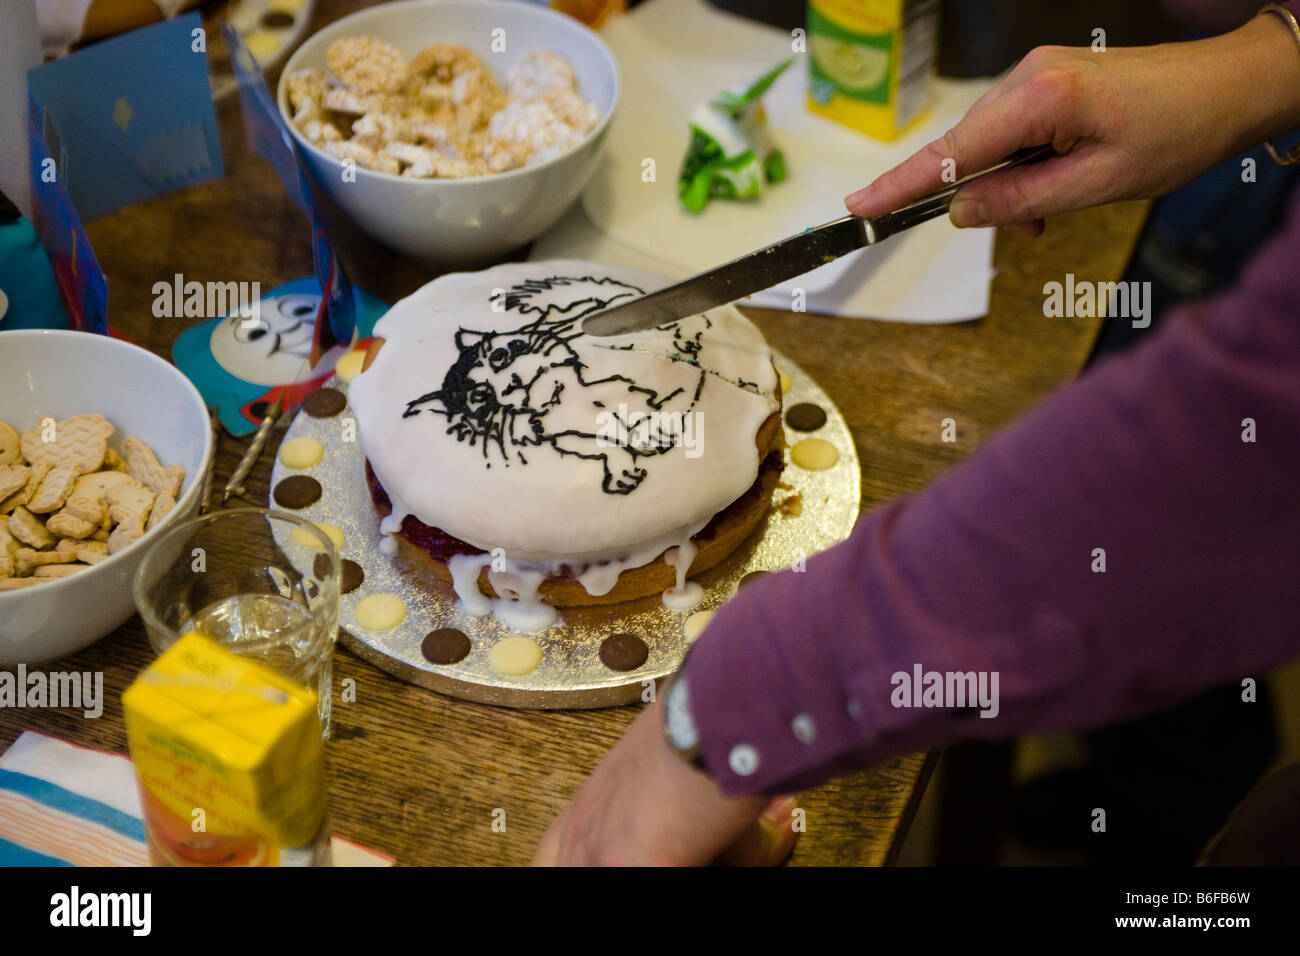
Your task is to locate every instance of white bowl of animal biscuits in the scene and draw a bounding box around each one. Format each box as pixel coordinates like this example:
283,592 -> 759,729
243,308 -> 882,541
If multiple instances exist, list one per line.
0,331 -> 214,665
276,0 -> 620,262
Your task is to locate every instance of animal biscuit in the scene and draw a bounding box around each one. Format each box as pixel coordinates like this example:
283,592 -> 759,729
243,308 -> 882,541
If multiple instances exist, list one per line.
0,525 -> 17,577
9,506 -> 56,549
0,414 -> 189,580
0,578 -> 45,591
1,462 -> 48,514
106,481 -> 155,527
46,508 -> 98,539
107,516 -> 145,555
20,413 -> 113,473
0,421 -> 19,465
15,548 -> 75,568
123,438 -> 184,498
103,447 -> 128,472
27,465 -> 82,514
0,464 -> 29,501
65,470 -> 135,523
145,492 -> 175,532
34,563 -> 87,578
64,538 -> 107,557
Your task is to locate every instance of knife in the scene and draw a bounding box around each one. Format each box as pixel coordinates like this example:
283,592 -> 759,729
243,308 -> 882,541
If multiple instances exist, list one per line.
581,143 -> 1057,336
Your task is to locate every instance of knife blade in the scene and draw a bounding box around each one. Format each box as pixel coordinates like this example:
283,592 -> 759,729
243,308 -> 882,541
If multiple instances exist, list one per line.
581,143 -> 1056,337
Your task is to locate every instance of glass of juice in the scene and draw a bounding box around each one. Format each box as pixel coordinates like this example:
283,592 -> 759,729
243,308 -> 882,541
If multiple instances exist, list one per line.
132,507 -> 341,737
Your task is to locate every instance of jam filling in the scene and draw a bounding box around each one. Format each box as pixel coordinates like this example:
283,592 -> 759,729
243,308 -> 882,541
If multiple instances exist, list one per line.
364,454 -> 778,573
366,460 -> 486,562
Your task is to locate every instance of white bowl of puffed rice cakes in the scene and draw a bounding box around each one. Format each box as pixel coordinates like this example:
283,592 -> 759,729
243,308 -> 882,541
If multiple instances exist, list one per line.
277,0 -> 619,262
0,330 -> 214,664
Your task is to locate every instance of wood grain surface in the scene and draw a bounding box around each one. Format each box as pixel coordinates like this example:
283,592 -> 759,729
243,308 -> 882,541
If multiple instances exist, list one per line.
0,0 -> 1150,866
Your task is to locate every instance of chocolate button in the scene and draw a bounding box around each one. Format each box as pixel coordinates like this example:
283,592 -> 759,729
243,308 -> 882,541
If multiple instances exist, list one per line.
738,570 -> 769,590
599,632 -> 648,672
273,474 -> 322,509
312,554 -> 362,593
262,11 -> 295,28
785,402 -> 827,432
300,387 -> 347,418
340,559 -> 364,594
422,628 -> 471,665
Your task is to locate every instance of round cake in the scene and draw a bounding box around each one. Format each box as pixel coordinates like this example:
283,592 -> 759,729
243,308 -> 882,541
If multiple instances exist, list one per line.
348,260 -> 782,629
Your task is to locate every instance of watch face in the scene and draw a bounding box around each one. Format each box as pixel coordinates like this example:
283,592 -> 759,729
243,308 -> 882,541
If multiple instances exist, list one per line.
665,676 -> 699,752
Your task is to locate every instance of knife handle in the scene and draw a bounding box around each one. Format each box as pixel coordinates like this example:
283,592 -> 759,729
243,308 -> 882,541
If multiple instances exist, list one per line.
867,143 -> 1057,241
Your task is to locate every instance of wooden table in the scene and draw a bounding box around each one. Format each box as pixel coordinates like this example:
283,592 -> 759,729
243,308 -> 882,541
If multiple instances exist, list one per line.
0,1 -> 1150,865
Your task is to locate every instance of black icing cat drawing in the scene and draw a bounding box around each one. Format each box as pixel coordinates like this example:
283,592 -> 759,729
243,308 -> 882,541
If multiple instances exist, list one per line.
401,276 -> 709,495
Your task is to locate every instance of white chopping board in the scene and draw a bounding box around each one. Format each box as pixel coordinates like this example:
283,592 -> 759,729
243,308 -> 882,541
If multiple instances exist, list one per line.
567,0 -> 1002,321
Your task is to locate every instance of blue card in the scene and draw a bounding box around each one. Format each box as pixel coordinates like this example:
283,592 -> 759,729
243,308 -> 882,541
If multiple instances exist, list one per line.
27,94 -> 107,334
26,12 -> 223,222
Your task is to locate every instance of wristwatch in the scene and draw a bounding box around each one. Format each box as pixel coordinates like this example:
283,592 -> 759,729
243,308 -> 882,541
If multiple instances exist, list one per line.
662,669 -> 709,774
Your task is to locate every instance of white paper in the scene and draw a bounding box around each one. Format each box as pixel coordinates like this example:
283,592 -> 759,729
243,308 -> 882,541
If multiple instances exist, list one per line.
540,0 -> 1001,322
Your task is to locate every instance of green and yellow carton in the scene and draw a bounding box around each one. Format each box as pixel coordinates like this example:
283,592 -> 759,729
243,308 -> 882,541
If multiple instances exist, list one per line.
123,633 -> 328,867
807,0 -> 939,141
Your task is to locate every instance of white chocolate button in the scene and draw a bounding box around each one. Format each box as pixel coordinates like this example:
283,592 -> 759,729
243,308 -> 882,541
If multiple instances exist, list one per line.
684,609 -> 715,644
335,348 -> 367,383
278,435 -> 324,469
291,521 -> 344,552
778,368 -> 793,397
791,437 -> 839,471
728,743 -> 760,776
291,526 -> 320,549
316,522 -> 344,551
489,635 -> 543,676
354,592 -> 406,630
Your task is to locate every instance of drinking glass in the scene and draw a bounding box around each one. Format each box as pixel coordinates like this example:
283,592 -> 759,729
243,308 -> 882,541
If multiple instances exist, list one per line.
133,507 -> 340,737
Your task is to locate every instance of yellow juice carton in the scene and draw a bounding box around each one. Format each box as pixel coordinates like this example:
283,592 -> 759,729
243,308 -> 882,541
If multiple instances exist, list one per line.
807,0 -> 939,141
123,633 -> 328,867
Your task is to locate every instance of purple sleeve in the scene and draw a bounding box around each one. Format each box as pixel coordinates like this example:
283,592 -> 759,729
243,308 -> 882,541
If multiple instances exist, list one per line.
688,193 -> 1300,797
1158,1 -> 1299,34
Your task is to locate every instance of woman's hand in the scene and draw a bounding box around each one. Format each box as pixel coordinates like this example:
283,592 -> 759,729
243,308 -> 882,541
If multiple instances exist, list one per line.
533,701 -> 799,866
846,13 -> 1300,234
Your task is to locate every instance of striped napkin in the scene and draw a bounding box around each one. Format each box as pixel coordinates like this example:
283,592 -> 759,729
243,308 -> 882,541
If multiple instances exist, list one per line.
0,730 -> 392,867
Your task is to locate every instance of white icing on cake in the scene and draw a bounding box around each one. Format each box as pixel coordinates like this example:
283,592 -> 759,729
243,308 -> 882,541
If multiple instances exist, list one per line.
348,259 -> 779,625
661,541 -> 704,611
